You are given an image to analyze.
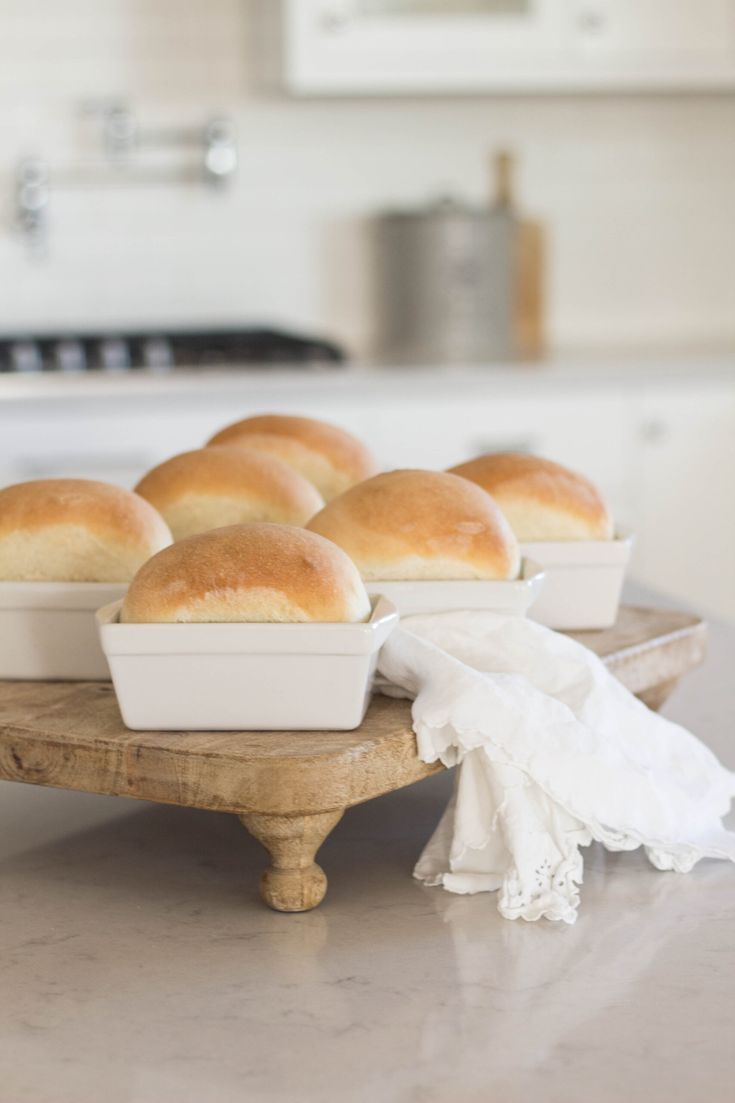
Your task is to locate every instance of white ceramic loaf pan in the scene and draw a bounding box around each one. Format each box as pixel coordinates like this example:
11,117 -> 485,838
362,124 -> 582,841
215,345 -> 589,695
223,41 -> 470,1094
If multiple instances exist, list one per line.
364,558 -> 544,618
0,581 -> 127,680
519,531 -> 634,630
97,597 -> 398,731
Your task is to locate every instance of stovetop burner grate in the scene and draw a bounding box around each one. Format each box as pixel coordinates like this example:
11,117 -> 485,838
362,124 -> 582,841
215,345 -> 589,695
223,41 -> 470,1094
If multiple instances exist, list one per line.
0,327 -> 346,373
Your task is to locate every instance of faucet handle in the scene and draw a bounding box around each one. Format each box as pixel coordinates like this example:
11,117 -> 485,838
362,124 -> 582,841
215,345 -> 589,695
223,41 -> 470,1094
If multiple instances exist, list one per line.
81,97 -> 137,159
203,116 -> 237,184
15,158 -> 49,257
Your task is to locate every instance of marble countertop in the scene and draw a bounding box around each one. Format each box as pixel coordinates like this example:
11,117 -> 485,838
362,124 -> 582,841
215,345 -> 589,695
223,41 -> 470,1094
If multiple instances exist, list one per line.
1,348 -> 734,408
1,598 -> 734,1103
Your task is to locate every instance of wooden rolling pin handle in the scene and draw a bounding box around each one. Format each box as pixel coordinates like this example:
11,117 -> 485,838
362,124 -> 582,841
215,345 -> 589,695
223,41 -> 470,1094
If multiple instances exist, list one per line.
494,149 -> 515,209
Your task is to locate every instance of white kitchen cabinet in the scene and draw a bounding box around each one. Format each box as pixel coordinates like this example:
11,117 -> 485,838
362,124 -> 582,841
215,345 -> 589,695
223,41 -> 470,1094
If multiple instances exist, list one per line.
627,383 -> 735,621
370,391 -> 630,520
282,0 -> 735,94
0,389 -> 381,491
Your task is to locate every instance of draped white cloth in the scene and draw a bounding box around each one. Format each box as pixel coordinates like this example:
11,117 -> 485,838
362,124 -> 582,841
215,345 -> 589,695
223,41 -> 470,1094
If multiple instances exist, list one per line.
376,611 -> 735,924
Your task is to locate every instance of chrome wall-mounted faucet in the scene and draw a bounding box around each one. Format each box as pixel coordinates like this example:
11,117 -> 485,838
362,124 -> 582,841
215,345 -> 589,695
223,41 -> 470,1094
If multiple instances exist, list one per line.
12,101 -> 237,256
203,117 -> 238,185
85,99 -> 138,160
15,158 -> 50,259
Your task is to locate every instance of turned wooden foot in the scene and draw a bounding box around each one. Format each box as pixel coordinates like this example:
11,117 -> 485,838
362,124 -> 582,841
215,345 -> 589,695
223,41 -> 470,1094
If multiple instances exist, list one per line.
240,810 -> 344,912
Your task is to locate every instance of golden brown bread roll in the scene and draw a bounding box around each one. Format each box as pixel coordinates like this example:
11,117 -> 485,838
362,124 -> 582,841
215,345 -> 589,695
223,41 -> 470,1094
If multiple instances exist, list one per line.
306,469 -> 519,581
206,414 -> 378,500
0,478 -> 172,582
134,446 -> 324,541
449,453 -> 613,542
120,522 -> 372,624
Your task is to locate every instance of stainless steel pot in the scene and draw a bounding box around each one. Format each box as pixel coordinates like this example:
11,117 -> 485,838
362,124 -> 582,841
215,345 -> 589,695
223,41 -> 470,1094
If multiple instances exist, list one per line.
375,196 -> 514,364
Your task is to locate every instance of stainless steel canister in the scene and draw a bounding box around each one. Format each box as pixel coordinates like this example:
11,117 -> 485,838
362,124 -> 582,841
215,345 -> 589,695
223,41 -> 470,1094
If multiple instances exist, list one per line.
375,197 -> 514,364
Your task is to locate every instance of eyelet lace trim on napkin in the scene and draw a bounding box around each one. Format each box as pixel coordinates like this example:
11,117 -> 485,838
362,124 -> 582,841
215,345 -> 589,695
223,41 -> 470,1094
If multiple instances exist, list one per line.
378,613 -> 735,924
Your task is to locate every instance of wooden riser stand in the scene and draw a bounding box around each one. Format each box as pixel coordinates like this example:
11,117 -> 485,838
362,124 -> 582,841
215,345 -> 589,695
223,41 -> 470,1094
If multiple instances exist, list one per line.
0,607 -> 706,912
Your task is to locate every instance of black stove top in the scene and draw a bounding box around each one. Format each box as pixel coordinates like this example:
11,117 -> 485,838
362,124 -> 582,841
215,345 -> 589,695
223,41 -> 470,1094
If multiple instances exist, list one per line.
0,327 -> 346,373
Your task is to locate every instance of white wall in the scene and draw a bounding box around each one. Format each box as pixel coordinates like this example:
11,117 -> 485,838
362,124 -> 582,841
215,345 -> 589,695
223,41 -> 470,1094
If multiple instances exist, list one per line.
1,0 -> 735,357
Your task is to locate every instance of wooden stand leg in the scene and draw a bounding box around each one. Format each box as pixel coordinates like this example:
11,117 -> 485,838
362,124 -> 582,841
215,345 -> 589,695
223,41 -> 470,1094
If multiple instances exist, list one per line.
240,810 -> 344,913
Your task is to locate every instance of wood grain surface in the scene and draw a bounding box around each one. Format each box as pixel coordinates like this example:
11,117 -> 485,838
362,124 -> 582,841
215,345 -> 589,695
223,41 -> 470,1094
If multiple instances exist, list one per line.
0,605 -> 707,911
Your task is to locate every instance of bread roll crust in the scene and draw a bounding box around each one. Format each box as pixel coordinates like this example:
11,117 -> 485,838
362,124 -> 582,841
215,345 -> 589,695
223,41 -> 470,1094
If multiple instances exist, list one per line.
134,446 -> 324,540
449,453 -> 613,541
206,414 -> 378,500
0,478 -> 171,582
120,522 -> 371,624
307,469 -> 519,581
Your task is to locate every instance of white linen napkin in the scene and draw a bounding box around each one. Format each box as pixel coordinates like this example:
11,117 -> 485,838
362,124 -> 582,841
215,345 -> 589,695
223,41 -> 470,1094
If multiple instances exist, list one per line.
376,611 -> 735,924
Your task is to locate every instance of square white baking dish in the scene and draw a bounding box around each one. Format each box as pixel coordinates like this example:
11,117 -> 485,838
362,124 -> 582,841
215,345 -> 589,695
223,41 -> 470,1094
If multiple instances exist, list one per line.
96,596 -> 399,731
519,531 -> 634,630
364,558 -> 544,618
0,581 -> 127,680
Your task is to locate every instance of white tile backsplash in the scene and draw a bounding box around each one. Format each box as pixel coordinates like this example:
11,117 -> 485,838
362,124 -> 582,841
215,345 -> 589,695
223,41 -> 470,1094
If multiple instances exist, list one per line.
1,0 -> 735,355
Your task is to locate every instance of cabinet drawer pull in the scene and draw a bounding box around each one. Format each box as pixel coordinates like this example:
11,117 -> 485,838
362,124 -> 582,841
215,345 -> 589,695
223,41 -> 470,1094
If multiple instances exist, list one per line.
470,439 -> 537,456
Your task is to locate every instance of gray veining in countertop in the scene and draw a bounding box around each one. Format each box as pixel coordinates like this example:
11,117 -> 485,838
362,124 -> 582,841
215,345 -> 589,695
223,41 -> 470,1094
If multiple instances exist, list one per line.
1,604 -> 734,1103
